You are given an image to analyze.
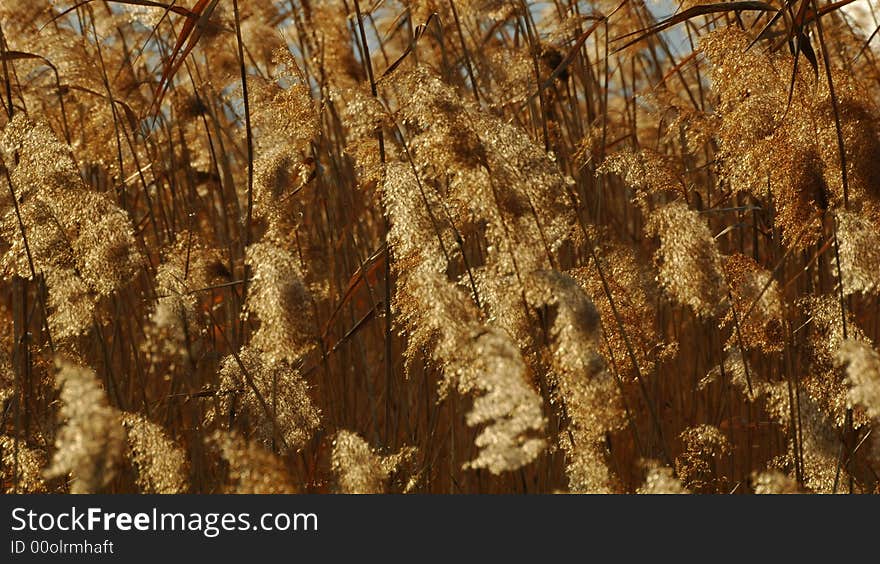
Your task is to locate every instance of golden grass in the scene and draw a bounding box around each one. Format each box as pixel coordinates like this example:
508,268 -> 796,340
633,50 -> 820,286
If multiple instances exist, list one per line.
0,0 -> 878,494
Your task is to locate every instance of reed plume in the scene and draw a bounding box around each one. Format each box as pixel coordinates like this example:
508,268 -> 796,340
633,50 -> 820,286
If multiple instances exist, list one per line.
44,360 -> 125,494
209,346 -> 320,453
645,201 -> 726,318
331,430 -> 417,494
122,414 -> 189,494
525,270 -> 625,492
1,435 -> 47,493
638,463 -> 689,494
1,116 -> 140,340
211,431 -> 296,494
384,162 -> 546,474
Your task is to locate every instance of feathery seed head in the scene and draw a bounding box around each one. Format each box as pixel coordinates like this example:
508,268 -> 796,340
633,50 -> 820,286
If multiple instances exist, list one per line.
45,360 -> 125,494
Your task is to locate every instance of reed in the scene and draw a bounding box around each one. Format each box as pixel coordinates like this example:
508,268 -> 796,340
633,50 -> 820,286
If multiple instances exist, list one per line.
0,0 -> 878,494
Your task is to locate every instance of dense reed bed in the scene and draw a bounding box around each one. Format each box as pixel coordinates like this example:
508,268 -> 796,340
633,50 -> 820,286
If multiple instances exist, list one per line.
0,0 -> 879,494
